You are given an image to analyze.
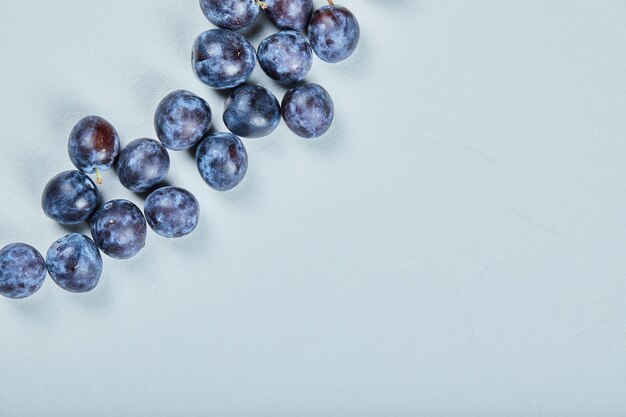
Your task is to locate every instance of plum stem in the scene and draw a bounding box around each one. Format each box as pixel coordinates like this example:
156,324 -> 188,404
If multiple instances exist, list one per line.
95,167 -> 103,185
327,0 -> 334,4
255,0 -> 268,9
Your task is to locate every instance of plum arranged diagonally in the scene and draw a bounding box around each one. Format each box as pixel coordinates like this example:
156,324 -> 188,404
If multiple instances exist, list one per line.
0,0 -> 360,300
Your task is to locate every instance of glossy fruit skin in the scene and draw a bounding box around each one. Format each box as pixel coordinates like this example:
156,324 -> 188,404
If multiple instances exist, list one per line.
257,30 -> 313,84
144,187 -> 200,238
223,85 -> 281,138
281,83 -> 334,138
199,0 -> 259,31
154,90 -> 212,151
90,199 -> 147,260
46,234 -> 102,293
196,132 -> 248,191
117,138 -> 170,192
192,29 -> 256,89
41,170 -> 99,225
264,0 -> 313,31
0,243 -> 46,299
308,5 -> 360,63
68,116 -> 121,174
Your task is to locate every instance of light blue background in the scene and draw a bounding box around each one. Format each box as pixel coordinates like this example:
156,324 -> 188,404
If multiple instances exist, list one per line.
1,0 -> 626,415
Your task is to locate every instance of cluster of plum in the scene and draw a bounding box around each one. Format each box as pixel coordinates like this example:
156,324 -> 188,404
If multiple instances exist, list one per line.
0,0 -> 359,300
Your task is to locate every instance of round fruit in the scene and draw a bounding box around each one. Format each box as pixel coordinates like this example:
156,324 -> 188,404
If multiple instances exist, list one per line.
46,233 -> 103,293
117,138 -> 170,192
264,0 -> 313,31
0,243 -> 46,299
192,29 -> 256,89
90,199 -> 148,260
308,4 -> 360,63
41,170 -> 99,225
258,30 -> 313,84
281,83 -> 334,138
199,0 -> 260,31
68,116 -> 121,178
154,90 -> 212,151
223,85 -> 281,138
196,132 -> 248,191
144,187 -> 200,238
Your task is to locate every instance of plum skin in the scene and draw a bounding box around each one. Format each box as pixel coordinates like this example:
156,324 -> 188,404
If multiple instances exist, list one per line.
199,0 -> 260,31
308,4 -> 360,63
281,83 -> 334,139
192,29 -> 256,89
46,233 -> 103,293
41,170 -> 99,225
257,30 -> 313,85
144,187 -> 200,238
68,116 -> 121,174
223,85 -> 281,138
117,138 -> 170,192
196,132 -> 248,191
154,90 -> 212,151
90,199 -> 148,260
0,243 -> 47,299
264,0 -> 313,32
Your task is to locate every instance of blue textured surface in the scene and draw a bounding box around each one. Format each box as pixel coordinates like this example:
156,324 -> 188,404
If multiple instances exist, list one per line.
144,187 -> 200,238
308,4 -> 360,63
281,83 -> 334,138
68,116 -> 121,174
192,29 -> 256,89
0,243 -> 46,299
117,138 -> 170,192
41,170 -> 99,225
46,233 -> 103,293
196,132 -> 248,191
154,90 -> 212,151
258,30 -> 313,85
90,199 -> 147,260
223,85 -> 281,138
199,0 -> 259,31
264,0 -> 313,31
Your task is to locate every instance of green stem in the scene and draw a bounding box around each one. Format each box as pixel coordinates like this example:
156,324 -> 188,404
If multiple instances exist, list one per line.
95,167 -> 103,185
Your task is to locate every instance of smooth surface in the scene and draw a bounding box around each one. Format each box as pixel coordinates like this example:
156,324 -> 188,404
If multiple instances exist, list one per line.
1,0 -> 626,415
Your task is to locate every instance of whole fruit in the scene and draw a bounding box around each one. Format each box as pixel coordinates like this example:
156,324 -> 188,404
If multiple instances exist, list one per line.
281,83 -> 334,138
192,29 -> 256,89
196,132 -> 248,191
41,170 -> 99,225
223,85 -> 281,138
68,116 -> 121,182
46,233 -> 103,293
308,3 -> 360,63
0,243 -> 47,299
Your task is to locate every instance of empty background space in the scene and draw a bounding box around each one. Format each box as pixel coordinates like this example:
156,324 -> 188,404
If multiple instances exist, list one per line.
1,0 -> 626,415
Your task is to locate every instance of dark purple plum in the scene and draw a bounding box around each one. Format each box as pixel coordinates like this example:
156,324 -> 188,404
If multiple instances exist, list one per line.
41,170 -> 99,225
117,138 -> 170,192
90,199 -> 147,260
192,29 -> 256,89
0,243 -> 46,299
308,3 -> 360,63
257,30 -> 313,84
264,0 -> 313,31
68,116 -> 121,182
196,132 -> 248,191
199,0 -> 260,31
223,85 -> 280,138
144,187 -> 200,238
281,83 -> 334,138
154,90 -> 212,151
46,234 -> 102,293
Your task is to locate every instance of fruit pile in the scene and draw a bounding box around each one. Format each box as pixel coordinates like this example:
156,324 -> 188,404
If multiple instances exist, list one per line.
0,0 -> 360,300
